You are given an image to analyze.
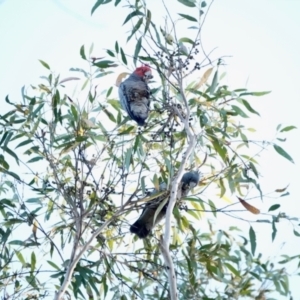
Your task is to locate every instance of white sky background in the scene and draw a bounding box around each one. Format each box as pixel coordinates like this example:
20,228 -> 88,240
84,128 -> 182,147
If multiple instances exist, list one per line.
0,0 -> 299,298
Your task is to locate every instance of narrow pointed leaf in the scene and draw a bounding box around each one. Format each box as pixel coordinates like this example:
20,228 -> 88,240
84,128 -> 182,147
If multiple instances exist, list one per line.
144,9 -> 151,34
127,18 -> 143,42
273,144 -> 294,163
268,204 -> 280,212
80,45 -> 86,60
178,14 -> 197,22
231,105 -> 249,118
280,125 -> 297,132
249,226 -> 256,255
240,99 -> 260,116
123,11 -> 144,25
91,0 -> 104,15
15,251 -> 26,266
31,252 -> 36,272
120,48 -> 127,65
179,37 -> 194,44
39,60 -> 50,70
133,38 -> 142,66
178,0 -> 196,7
272,218 -> 277,241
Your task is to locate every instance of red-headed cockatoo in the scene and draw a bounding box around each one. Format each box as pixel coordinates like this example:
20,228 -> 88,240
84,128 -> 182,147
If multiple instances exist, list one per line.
118,65 -> 153,126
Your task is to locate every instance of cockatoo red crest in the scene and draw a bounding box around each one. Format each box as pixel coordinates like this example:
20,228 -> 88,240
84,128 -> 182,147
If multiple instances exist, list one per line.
133,64 -> 152,79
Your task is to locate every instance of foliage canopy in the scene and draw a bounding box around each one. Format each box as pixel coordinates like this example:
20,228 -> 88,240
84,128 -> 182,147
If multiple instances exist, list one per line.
0,1 -> 298,299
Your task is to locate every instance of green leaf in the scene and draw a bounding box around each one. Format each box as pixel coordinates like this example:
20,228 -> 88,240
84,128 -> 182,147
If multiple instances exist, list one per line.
127,18 -> 143,42
107,99 -> 120,111
178,0 -> 196,7
115,0 -> 121,6
123,10 -> 144,25
144,9 -> 151,34
272,218 -> 277,241
231,105 -> 249,118
27,157 -> 44,163
120,48 -> 127,65
211,139 -> 228,164
81,78 -> 89,91
95,71 -> 114,78
138,56 -> 156,63
280,191 -> 290,197
91,0 -> 104,15
0,169 -> 21,181
10,240 -> 25,246
0,155 -> 9,169
201,1 -> 207,7
179,37 -> 194,44
249,162 -> 259,178
280,275 -> 289,295
209,70 -> 218,94
1,146 -> 19,165
103,109 -> 117,123
80,45 -> 86,60
133,38 -> 142,66
249,226 -> 256,255
150,22 -> 162,44
93,60 -> 117,68
225,263 -> 240,277
186,209 -> 200,220
219,178 -> 226,198
106,86 -> 113,98
47,260 -> 60,270
70,67 -> 88,77
102,276 -> 108,297
208,200 -> 216,217
280,125 -> 297,132
31,103 -> 44,119
15,251 -> 26,266
273,144 -> 294,164
106,49 -> 115,57
31,252 -> 36,272
71,105 -> 78,121
240,91 -> 271,97
2,132 -> 13,148
240,99 -> 260,116
178,13 -> 197,22
268,204 -> 280,212
26,198 -> 42,204
0,131 -> 10,147
293,230 -> 300,237
5,218 -> 24,226
276,124 -> 282,131
125,148 -> 132,171
89,43 -> 94,55
39,60 -> 50,70
115,41 -> 119,54
119,126 -> 135,135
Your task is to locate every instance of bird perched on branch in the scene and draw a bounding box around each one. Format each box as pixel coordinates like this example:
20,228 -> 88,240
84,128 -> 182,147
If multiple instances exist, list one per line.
130,171 -> 200,238
118,65 -> 153,126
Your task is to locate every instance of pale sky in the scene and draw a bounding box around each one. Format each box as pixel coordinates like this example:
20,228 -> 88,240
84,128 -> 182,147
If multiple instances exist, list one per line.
0,0 -> 299,298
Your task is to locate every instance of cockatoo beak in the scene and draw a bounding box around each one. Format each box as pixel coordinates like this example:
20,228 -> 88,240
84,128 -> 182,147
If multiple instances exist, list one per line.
145,71 -> 153,80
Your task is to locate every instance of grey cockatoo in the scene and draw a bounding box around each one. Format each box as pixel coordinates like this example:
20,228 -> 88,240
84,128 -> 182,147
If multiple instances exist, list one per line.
130,171 -> 200,238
